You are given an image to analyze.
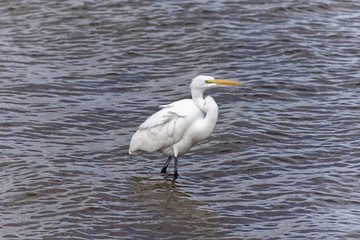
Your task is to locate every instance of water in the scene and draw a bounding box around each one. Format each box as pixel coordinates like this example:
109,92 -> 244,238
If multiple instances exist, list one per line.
1,0 -> 360,239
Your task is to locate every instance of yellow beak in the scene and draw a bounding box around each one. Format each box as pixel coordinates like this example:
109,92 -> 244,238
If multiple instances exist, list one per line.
207,79 -> 243,86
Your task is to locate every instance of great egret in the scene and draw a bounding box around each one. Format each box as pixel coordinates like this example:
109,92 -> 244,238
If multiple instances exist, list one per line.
129,75 -> 243,178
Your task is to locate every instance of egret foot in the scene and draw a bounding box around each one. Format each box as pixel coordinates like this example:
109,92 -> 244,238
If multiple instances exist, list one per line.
161,156 -> 172,174
174,157 -> 179,179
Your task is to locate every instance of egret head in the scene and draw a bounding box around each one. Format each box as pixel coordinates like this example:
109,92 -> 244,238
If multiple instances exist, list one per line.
190,75 -> 216,90
190,75 -> 243,90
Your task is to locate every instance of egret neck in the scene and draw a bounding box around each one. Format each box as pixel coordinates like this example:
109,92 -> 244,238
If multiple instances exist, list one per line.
191,87 -> 206,112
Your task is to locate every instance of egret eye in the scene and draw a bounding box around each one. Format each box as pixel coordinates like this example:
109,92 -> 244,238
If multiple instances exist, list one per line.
205,80 -> 212,84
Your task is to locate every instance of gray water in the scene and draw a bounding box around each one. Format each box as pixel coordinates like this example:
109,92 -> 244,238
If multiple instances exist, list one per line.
1,0 -> 360,239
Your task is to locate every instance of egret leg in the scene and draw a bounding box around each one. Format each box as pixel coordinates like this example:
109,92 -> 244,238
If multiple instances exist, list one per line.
174,157 -> 179,179
161,156 -> 172,173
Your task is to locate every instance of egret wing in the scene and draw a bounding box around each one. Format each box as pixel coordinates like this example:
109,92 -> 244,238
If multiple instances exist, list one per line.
129,99 -> 201,154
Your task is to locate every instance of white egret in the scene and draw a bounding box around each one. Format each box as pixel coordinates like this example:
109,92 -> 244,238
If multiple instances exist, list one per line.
129,75 -> 243,178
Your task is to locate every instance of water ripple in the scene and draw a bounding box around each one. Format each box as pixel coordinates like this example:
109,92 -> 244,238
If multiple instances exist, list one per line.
1,0 -> 360,239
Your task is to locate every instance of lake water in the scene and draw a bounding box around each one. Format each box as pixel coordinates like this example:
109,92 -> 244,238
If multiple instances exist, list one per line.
1,0 -> 360,239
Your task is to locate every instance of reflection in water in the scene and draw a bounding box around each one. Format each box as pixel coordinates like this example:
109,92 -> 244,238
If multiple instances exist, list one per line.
127,176 -> 222,238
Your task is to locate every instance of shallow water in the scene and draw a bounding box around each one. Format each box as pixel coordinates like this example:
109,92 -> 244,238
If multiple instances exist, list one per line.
1,0 -> 360,239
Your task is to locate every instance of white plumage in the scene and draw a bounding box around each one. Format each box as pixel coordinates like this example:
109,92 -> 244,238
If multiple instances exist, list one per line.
129,75 -> 242,178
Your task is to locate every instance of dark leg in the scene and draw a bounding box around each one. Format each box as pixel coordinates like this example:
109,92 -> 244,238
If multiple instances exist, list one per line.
161,156 -> 172,173
174,157 -> 178,179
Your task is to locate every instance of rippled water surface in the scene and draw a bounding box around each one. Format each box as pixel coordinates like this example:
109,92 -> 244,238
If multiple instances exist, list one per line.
1,0 -> 360,239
